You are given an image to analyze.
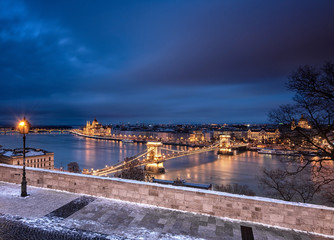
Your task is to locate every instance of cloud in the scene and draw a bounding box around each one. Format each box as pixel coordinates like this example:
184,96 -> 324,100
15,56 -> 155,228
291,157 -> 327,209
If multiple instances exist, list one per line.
1,0 -> 334,125
116,1 -> 334,87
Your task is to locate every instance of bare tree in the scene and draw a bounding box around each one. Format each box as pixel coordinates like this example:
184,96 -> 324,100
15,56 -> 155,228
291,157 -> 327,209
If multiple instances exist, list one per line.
115,160 -> 153,182
262,62 -> 334,205
214,183 -> 255,196
67,162 -> 80,173
321,181 -> 334,205
259,167 -> 323,203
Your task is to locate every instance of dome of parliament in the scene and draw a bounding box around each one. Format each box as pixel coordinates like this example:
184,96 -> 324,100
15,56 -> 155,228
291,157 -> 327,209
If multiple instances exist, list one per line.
291,114 -> 311,130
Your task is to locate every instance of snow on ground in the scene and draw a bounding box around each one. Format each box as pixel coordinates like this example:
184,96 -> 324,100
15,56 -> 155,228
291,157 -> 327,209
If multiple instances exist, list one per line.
1,181 -> 333,239
0,214 -> 202,240
0,182 -> 203,239
0,181 -> 79,218
0,183 -> 23,198
0,214 -> 121,240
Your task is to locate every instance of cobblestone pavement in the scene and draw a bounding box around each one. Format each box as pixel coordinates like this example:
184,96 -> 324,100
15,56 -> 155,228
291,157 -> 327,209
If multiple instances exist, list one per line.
65,198 -> 330,240
0,182 -> 332,240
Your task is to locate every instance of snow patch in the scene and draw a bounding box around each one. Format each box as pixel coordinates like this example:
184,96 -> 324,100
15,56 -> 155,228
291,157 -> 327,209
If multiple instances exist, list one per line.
1,214 -> 121,240
0,214 -> 202,240
0,185 -> 22,197
1,149 -> 48,157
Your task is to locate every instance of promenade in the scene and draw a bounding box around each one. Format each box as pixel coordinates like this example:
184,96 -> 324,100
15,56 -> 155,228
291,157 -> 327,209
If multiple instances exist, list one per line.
0,181 -> 332,240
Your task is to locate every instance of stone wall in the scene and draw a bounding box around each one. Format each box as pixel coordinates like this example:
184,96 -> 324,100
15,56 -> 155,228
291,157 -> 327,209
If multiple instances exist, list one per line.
0,164 -> 333,235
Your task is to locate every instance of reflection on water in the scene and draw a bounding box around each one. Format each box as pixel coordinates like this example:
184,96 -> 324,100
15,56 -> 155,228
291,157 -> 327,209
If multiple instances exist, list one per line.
156,150 -> 283,193
0,133 -> 285,194
0,133 -> 146,169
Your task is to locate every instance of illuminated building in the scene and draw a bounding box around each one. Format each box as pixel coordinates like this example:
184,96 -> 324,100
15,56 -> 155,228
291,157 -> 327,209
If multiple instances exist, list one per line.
83,118 -> 111,136
247,129 -> 280,143
291,119 -> 296,130
297,115 -> 311,129
189,130 -> 205,143
291,115 -> 312,130
0,148 -> 54,169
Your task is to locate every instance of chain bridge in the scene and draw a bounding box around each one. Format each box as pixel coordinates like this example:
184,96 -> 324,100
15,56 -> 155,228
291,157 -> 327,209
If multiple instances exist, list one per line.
86,135 -> 248,177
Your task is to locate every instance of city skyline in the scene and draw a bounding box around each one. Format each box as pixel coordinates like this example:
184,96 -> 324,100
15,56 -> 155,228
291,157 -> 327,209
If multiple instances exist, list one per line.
1,0 -> 334,126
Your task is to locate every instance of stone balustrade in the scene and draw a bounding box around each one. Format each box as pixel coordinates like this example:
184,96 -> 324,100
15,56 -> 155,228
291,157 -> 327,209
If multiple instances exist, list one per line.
0,163 -> 333,236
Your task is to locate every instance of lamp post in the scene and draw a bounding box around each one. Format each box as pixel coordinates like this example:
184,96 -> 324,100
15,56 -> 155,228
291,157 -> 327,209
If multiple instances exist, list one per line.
17,117 -> 31,197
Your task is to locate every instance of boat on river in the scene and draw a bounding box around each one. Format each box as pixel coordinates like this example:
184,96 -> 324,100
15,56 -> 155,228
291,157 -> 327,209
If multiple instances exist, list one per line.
258,148 -> 299,156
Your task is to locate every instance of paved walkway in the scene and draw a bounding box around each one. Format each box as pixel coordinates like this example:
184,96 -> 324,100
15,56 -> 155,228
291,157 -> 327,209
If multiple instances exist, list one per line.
0,181 -> 332,240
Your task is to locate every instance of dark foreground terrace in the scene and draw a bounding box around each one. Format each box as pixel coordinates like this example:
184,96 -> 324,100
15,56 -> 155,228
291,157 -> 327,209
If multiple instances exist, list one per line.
0,181 -> 331,240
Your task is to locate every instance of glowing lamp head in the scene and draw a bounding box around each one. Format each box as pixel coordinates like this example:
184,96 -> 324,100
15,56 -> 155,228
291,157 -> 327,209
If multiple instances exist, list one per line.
17,117 -> 31,134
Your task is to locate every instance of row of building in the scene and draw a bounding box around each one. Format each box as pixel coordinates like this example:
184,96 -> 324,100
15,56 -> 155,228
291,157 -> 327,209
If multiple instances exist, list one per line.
82,115 -> 314,144
82,118 -> 284,144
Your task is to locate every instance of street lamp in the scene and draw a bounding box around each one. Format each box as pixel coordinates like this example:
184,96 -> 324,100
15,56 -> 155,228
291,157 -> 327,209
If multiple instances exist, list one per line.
17,117 -> 31,197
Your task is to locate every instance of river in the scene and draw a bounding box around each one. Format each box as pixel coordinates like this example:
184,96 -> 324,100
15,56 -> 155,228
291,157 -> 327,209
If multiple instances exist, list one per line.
0,133 -> 286,194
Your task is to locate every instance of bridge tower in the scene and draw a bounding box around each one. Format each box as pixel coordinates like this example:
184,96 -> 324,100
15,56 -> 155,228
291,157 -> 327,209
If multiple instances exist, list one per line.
218,135 -> 233,155
145,142 -> 165,173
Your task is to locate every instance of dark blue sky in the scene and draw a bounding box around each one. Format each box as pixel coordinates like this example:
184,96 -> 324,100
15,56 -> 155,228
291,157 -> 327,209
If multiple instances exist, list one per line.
1,0 -> 334,126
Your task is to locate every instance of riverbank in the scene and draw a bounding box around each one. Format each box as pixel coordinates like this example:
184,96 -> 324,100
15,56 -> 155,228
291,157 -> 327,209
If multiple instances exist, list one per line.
0,133 -> 283,195
71,130 -> 210,148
